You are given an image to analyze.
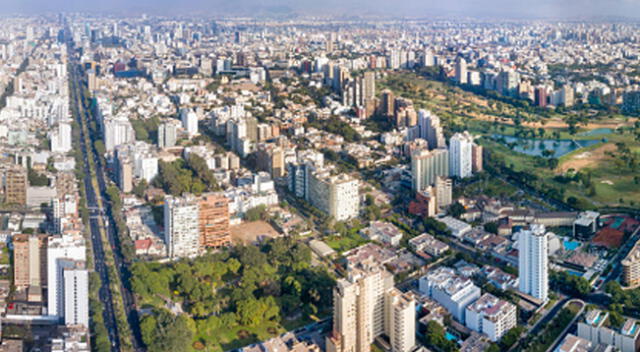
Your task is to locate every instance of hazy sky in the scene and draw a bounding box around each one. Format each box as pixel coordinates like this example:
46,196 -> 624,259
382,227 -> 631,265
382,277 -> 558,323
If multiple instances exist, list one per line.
4,0 -> 640,19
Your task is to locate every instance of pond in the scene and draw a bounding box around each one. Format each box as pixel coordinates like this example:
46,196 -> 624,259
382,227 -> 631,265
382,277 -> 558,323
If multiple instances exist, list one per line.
491,134 -> 600,158
577,128 -> 613,137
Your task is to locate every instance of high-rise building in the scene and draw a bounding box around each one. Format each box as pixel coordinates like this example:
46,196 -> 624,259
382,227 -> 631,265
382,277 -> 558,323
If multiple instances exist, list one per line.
326,263 -> 398,352
621,239 -> 640,287
535,87 -> 548,108
562,85 -> 575,107
362,71 -> 376,117
465,293 -> 517,342
4,165 -> 27,205
434,176 -> 453,210
411,148 -> 449,192
63,263 -> 89,328
158,121 -> 178,148
104,116 -> 135,152
199,193 -> 231,249
380,89 -> 395,117
449,132 -> 474,179
518,224 -> 549,302
455,57 -> 468,85
417,110 -> 446,150
164,195 -> 200,259
115,153 -> 133,193
50,122 -> 72,153
472,144 -> 483,173
13,234 -> 48,295
309,171 -> 359,222
385,288 -> 416,352
47,235 -> 86,320
181,109 -> 199,138
423,48 -> 435,67
256,143 -> 286,178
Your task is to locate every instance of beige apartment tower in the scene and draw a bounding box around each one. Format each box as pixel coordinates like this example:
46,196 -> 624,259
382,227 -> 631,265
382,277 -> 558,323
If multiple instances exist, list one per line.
327,263 -> 415,352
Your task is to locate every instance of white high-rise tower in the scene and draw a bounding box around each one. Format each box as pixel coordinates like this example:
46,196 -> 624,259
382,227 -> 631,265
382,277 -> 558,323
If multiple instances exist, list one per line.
449,132 -> 474,179
518,224 -> 549,302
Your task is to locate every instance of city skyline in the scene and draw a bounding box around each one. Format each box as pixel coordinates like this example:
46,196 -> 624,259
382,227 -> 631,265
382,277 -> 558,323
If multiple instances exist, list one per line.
3,0 -> 640,19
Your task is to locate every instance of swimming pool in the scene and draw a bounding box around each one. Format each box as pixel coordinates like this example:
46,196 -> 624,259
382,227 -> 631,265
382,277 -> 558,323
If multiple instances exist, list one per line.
563,240 -> 580,251
567,270 -> 584,277
445,332 -> 458,342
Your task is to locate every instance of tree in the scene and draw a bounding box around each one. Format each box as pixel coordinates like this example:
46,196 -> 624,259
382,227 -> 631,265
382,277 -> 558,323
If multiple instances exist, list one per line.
484,222 -> 499,234
244,205 -> 268,222
448,202 -> 466,218
141,310 -> 194,352
423,321 -> 457,352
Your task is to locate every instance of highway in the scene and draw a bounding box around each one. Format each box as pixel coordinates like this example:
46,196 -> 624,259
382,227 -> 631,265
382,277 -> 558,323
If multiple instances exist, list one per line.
68,44 -> 145,350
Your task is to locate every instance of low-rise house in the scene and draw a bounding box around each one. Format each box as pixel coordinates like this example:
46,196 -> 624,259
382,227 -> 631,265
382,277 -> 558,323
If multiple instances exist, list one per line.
409,233 -> 450,257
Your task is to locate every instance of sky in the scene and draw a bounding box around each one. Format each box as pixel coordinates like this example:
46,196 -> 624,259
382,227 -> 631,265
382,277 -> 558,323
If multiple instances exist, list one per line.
3,0 -> 640,19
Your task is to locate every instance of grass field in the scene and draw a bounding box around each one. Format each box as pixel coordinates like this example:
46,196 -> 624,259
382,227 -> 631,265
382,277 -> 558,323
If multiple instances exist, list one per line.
381,72 -> 640,210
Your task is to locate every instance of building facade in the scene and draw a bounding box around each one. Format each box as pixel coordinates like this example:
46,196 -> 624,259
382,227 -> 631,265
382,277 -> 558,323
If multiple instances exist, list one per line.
518,224 -> 549,301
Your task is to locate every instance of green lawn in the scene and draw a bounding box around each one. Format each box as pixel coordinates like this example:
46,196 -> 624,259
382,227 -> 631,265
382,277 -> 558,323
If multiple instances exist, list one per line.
324,232 -> 369,253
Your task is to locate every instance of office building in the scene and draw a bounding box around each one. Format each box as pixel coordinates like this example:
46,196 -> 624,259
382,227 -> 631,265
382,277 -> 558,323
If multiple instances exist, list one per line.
63,263 -> 89,328
573,211 -> 599,240
518,224 -> 549,301
164,195 -> 200,259
199,193 -> 231,249
449,132 -> 474,179
465,293 -> 517,342
411,148 -> 449,192
419,267 -> 481,323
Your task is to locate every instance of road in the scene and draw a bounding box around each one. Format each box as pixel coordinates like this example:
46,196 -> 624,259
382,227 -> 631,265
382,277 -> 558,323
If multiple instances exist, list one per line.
68,51 -> 121,351
68,44 -> 145,351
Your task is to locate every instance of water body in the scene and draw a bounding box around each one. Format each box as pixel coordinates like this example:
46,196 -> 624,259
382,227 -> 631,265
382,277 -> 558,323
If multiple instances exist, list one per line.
577,128 -> 613,137
492,134 -> 600,158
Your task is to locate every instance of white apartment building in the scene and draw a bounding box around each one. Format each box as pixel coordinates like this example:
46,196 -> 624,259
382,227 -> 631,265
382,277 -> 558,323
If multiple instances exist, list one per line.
518,224 -> 549,302
104,116 -> 135,152
63,265 -> 89,328
164,195 -> 200,258
465,293 -> 517,342
449,131 -> 474,179
181,108 -> 198,138
158,121 -> 178,148
47,235 -> 86,320
419,267 -> 481,323
50,122 -> 72,153
411,148 -> 449,192
309,172 -> 359,221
